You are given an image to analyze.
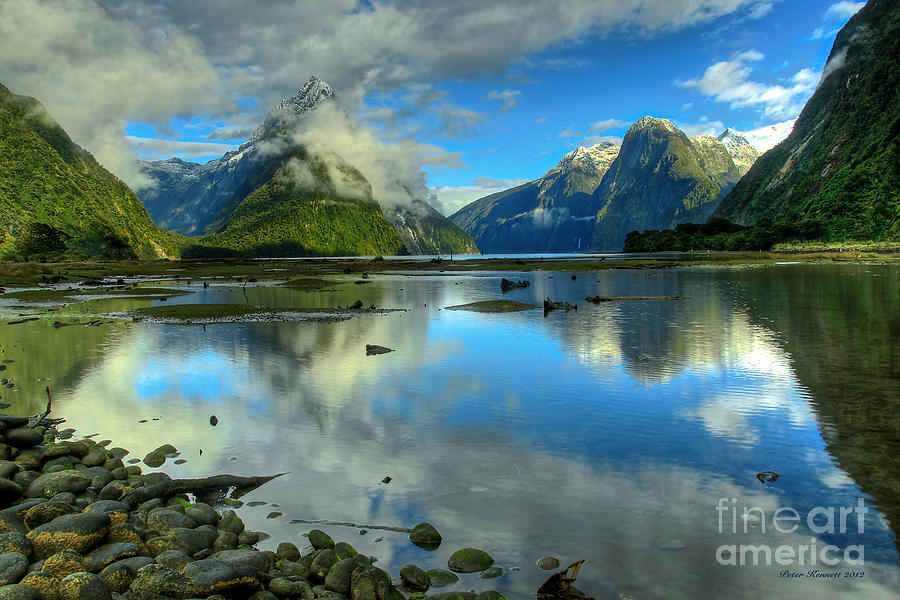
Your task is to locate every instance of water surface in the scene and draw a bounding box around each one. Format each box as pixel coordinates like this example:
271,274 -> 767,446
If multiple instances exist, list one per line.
2,263 -> 899,599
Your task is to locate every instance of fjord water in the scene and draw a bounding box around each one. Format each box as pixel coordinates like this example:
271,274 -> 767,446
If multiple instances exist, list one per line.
3,263 -> 900,599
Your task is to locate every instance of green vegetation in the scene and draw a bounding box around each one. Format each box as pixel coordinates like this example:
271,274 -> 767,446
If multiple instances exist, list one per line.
185,151 -> 406,258
0,82 -> 183,260
443,300 -> 539,312
384,200 -> 479,255
591,119 -> 740,250
623,218 -> 823,252
713,0 -> 899,242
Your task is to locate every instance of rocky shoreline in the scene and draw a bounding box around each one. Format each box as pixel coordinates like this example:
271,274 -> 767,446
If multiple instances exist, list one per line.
0,414 -> 515,600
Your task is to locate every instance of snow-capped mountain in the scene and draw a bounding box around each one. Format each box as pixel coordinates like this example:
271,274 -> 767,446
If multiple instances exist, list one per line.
137,76 -> 476,255
138,76 -> 335,235
716,128 -> 760,174
742,119 -> 797,153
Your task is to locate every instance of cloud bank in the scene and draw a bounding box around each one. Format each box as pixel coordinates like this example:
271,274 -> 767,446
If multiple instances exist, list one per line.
680,50 -> 818,119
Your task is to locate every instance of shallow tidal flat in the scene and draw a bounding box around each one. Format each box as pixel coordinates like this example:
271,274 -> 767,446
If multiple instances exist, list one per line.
1,259 -> 899,599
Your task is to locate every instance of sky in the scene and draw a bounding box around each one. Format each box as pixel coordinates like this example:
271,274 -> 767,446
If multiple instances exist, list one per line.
0,0 -> 866,216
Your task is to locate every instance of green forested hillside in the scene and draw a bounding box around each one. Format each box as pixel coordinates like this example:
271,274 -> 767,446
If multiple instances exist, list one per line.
0,82 -> 182,259
188,149 -> 406,257
712,0 -> 900,240
590,117 -> 740,250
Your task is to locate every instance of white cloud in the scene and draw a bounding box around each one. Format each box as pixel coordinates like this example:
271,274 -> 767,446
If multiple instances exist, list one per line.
534,117 -> 548,124
430,178 -> 530,216
824,1 -> 865,21
680,50 -> 818,119
818,47 -> 849,86
1,0 -> 776,190
485,90 -> 521,112
281,103 -> 465,213
674,118 -> 726,136
680,102 -> 694,112
125,137 -> 238,161
580,135 -> 624,147
0,0 -> 220,190
747,2 -> 773,18
558,127 -> 583,138
589,118 -> 629,132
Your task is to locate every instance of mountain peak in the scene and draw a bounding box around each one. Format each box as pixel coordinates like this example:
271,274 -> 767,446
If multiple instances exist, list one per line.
547,142 -> 620,178
246,75 -> 336,146
629,116 -> 678,134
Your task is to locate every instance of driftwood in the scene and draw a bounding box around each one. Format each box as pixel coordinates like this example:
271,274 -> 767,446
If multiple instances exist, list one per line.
537,560 -> 595,600
120,472 -> 287,508
28,387 -> 53,428
585,295 -> 685,303
543,298 -> 577,314
287,518 -> 411,533
500,278 -> 530,291
7,317 -> 39,325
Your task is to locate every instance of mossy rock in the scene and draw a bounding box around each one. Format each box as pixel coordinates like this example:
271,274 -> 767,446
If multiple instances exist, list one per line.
426,569 -> 459,588
183,558 -> 263,597
479,566 -> 503,579
26,512 -> 111,560
399,564 -> 430,591
307,528 -> 334,550
409,522 -> 442,550
58,571 -> 112,599
447,548 -> 494,573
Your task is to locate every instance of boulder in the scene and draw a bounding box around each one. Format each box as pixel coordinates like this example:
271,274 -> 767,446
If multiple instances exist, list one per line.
183,559 -> 262,597
83,542 -> 141,573
307,529 -> 333,550
447,548 -> 494,573
0,551 -> 29,585
58,571 -> 112,600
42,549 -> 87,579
26,513 -> 110,560
409,523 -> 441,550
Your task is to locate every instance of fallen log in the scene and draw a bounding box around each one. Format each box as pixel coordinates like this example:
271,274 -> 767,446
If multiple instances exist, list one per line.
120,472 -> 287,507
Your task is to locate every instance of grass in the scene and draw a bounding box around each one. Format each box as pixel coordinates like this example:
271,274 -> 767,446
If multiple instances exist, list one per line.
2,287 -> 193,302
1,251 -> 898,287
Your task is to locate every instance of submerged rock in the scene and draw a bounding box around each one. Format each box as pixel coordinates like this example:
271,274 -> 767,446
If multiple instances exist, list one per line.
365,344 -> 393,356
448,548 -> 494,573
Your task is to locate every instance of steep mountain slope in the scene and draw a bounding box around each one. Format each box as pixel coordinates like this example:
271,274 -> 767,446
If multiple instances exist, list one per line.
715,129 -> 759,175
140,77 -> 336,236
384,200 -> 478,255
0,82 -> 179,259
140,76 -> 476,255
450,143 -> 619,252
190,147 -> 405,257
713,0 -> 900,240
590,117 -> 743,250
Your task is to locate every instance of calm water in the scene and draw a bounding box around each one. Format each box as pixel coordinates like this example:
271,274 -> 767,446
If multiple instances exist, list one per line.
2,263 -> 899,599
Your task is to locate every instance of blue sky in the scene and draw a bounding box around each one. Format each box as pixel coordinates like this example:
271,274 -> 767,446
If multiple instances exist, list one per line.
0,0 -> 864,215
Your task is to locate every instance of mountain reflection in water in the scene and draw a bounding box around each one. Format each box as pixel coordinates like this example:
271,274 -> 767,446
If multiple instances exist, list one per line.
2,263 -> 898,599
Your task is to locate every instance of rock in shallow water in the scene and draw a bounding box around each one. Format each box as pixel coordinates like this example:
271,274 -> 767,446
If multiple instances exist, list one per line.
448,548 -> 494,573
536,556 -> 560,570
409,522 -> 442,550
426,569 -> 459,588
